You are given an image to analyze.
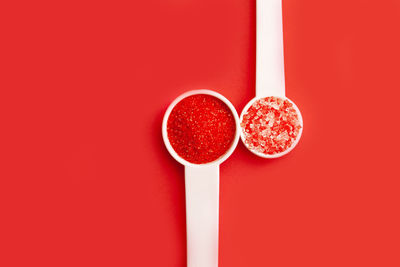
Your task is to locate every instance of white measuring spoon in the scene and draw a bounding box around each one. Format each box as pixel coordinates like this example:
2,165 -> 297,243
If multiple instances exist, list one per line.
240,0 -> 303,158
162,90 -> 240,267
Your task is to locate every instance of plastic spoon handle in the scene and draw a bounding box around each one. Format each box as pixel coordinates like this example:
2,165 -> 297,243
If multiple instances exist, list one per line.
256,0 -> 286,97
185,165 -> 219,267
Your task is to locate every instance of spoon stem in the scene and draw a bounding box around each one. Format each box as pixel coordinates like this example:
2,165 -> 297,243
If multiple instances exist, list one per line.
256,0 -> 286,97
185,165 -> 219,267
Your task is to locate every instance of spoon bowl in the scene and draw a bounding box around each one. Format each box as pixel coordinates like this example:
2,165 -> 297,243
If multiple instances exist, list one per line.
162,89 -> 240,166
240,95 -> 303,159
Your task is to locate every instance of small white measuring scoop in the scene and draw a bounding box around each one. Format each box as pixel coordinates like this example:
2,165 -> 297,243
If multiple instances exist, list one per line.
240,0 -> 303,158
162,90 -> 240,267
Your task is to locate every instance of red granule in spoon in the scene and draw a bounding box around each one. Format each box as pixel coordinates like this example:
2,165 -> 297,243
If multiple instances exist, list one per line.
167,94 -> 236,164
241,97 -> 302,155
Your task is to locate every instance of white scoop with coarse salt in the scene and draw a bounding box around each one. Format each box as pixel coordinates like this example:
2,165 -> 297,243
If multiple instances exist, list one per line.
240,0 -> 303,158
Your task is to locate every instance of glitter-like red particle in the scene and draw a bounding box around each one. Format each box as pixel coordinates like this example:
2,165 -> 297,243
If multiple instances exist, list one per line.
241,97 -> 302,155
167,94 -> 236,164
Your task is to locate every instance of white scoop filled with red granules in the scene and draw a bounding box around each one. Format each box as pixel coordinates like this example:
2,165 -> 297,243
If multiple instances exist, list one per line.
162,90 -> 240,267
240,0 -> 303,158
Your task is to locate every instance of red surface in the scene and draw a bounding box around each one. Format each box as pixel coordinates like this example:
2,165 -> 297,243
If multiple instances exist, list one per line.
1,0 -> 400,266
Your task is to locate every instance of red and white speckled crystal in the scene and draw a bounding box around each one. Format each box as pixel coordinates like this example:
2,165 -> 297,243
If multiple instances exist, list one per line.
241,96 -> 302,155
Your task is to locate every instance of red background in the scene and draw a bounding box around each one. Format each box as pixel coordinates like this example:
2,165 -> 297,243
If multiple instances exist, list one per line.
1,0 -> 400,266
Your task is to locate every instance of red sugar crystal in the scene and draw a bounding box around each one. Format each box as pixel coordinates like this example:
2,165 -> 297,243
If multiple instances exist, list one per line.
241,97 -> 302,155
167,94 -> 236,164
